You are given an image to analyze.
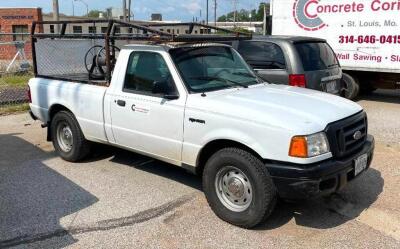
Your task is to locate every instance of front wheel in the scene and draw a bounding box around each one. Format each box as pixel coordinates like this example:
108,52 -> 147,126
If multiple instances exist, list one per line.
51,111 -> 91,162
202,148 -> 277,228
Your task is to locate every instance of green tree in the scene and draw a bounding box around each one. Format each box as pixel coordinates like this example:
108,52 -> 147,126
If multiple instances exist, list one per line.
87,10 -> 107,18
255,2 -> 270,21
217,2 -> 270,22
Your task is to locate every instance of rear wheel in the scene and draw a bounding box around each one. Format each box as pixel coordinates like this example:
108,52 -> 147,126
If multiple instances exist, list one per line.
342,73 -> 360,100
51,111 -> 91,162
202,148 -> 277,228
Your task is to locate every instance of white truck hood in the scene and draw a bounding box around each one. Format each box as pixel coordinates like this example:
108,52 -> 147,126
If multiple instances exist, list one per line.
186,84 -> 363,135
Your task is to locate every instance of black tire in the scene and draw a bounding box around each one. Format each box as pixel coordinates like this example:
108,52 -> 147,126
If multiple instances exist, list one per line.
202,148 -> 277,228
342,73 -> 360,100
51,110 -> 91,162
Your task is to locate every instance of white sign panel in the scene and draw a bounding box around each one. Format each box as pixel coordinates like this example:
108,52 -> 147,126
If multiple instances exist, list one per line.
272,0 -> 400,73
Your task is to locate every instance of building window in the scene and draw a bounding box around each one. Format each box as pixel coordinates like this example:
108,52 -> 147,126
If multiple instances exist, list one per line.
160,29 -> 164,32
88,26 -> 97,34
73,26 -> 82,34
194,30 -> 198,34
185,30 -> 189,34
12,25 -> 29,41
101,27 -> 108,33
176,29 -> 180,34
167,29 -> 171,33
50,25 -> 55,33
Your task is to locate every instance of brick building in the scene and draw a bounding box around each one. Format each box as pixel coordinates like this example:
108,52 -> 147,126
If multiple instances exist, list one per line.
0,8 -> 43,60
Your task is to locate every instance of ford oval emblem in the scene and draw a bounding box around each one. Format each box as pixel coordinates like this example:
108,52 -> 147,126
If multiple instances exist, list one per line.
353,131 -> 362,140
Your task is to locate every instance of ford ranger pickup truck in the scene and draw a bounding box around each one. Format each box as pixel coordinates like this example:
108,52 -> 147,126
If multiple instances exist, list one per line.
28,42 -> 375,228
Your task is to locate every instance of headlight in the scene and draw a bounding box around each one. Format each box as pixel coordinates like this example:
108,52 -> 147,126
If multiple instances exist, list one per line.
289,132 -> 330,158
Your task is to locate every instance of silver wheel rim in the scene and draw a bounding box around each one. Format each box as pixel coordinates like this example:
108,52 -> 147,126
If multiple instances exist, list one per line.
215,166 -> 253,212
56,121 -> 73,152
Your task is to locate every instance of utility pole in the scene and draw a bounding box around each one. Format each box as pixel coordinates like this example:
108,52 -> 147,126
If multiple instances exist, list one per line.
214,0 -> 217,26
122,0 -> 127,21
128,0 -> 132,21
52,0 -> 60,33
233,0 -> 237,27
206,0 -> 209,25
263,3 -> 267,35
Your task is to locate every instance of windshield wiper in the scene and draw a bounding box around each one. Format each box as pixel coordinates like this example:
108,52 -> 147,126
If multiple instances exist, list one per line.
232,72 -> 254,77
189,76 -> 249,88
232,72 -> 264,83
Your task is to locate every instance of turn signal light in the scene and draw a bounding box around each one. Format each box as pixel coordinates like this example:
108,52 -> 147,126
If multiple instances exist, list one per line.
289,136 -> 308,158
289,74 -> 306,88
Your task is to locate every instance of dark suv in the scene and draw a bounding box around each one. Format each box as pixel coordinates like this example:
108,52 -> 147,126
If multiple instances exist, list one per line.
225,36 -> 343,95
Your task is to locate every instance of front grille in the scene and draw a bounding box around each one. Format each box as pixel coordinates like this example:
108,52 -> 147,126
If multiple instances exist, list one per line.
326,112 -> 367,158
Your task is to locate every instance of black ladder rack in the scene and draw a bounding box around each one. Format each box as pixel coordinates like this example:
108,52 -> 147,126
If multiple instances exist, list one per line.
30,20 -> 252,83
31,20 -> 251,41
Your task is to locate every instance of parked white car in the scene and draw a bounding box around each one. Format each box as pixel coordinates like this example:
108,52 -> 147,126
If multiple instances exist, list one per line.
29,43 -> 375,228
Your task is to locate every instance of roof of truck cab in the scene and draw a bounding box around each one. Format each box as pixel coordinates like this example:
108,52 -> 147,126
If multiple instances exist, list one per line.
251,35 -> 326,43
123,42 -> 232,52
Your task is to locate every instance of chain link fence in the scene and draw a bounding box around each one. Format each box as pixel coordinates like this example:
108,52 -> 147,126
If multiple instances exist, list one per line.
0,34 -> 32,114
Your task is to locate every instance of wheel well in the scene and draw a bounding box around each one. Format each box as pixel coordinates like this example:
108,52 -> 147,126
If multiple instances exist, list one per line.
49,104 -> 72,122
196,139 -> 263,176
47,104 -> 72,141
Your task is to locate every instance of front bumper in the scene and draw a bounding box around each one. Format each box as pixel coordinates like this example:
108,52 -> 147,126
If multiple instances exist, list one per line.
266,135 -> 375,199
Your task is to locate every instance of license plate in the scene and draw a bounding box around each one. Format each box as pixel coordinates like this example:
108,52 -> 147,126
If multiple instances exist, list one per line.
354,154 -> 368,176
325,81 -> 337,93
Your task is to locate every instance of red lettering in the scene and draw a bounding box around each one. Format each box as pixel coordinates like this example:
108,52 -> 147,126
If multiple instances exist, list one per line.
356,3 -> 365,12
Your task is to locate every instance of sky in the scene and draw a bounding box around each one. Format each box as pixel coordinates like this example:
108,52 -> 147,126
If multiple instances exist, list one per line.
0,0 -> 267,21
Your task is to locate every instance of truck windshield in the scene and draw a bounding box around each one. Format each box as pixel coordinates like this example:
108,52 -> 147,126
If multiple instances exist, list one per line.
294,42 -> 338,71
169,46 -> 261,93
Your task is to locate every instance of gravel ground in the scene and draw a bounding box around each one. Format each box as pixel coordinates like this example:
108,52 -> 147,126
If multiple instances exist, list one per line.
0,90 -> 399,249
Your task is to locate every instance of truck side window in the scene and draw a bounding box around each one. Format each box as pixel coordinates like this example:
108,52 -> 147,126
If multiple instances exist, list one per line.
124,51 -> 175,95
238,41 -> 286,70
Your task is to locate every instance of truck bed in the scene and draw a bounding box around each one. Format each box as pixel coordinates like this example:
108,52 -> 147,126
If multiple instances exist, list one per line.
29,77 -> 109,143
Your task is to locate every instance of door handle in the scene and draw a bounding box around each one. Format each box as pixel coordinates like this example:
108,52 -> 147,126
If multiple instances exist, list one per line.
116,100 -> 126,107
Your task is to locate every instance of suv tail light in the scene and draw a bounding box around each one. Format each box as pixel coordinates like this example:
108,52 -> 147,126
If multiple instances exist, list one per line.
27,86 -> 32,103
289,74 -> 306,88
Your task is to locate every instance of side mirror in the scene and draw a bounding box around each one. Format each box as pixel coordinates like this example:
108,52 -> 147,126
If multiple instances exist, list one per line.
152,81 -> 179,100
163,94 -> 179,100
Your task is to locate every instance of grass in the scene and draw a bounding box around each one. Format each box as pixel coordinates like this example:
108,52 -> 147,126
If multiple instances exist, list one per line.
0,73 -> 33,88
0,103 -> 30,115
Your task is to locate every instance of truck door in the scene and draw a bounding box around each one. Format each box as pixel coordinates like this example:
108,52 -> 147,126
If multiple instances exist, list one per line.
109,51 -> 185,164
237,41 -> 289,84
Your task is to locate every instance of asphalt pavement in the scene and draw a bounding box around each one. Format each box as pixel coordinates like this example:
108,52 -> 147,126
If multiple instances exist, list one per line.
0,90 -> 399,249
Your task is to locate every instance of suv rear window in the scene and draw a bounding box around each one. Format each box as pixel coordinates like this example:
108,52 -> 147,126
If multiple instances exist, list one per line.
238,41 -> 286,70
294,42 -> 338,71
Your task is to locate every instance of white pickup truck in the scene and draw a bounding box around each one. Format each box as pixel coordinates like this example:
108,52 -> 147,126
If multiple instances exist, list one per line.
29,43 -> 375,228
